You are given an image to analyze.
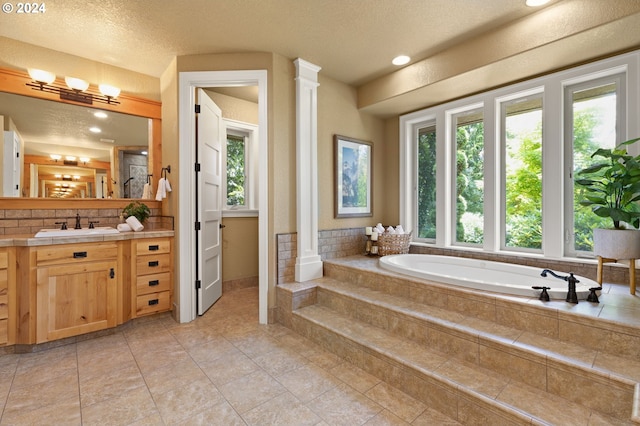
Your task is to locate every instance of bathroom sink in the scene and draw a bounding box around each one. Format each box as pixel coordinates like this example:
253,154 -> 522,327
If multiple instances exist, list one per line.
34,227 -> 120,238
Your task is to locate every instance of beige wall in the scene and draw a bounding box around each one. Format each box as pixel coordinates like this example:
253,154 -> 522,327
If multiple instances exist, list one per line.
317,74 -> 387,230
205,90 -> 259,125
222,217 -> 259,281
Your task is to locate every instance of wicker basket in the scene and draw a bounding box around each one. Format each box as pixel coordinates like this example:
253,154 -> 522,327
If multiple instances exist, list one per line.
377,232 -> 412,256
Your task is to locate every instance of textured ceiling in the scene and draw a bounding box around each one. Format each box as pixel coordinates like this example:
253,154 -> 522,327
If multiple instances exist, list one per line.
0,0 -> 555,85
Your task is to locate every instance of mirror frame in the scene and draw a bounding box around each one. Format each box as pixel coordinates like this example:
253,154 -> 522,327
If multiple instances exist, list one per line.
0,67 -> 162,209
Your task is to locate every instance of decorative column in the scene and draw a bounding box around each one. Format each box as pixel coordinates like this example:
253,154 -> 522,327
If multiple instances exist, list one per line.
294,58 -> 323,282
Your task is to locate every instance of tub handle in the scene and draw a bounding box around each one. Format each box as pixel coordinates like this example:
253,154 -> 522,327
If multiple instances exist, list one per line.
531,286 -> 550,302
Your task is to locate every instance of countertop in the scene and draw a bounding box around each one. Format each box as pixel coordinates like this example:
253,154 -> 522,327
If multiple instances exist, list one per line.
0,229 -> 175,247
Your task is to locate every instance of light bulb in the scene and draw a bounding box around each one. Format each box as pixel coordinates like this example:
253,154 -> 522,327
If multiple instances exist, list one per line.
65,76 -> 89,91
28,68 -> 56,84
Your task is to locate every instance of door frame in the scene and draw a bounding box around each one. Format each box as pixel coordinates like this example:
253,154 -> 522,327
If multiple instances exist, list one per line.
178,70 -> 268,324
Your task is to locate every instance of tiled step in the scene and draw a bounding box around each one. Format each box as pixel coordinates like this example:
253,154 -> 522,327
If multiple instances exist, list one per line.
323,257 -> 640,362
293,303 -> 633,425
310,277 -> 636,422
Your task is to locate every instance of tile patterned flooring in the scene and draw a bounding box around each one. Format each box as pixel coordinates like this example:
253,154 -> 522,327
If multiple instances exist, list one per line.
0,287 -> 458,425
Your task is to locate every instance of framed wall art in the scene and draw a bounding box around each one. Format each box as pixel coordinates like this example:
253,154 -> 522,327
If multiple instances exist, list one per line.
334,135 -> 373,218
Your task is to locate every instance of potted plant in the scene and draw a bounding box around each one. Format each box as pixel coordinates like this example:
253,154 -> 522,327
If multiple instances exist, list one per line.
575,137 -> 640,259
122,201 -> 151,223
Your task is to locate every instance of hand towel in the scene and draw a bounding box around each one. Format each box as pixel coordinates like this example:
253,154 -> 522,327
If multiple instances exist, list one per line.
117,223 -> 132,232
155,178 -> 166,201
386,226 -> 396,234
164,178 -> 172,193
395,225 -> 405,235
125,216 -> 144,232
142,183 -> 150,199
375,223 -> 385,234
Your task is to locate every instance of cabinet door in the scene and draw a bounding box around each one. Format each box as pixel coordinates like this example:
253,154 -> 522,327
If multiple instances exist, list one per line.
37,260 -> 117,343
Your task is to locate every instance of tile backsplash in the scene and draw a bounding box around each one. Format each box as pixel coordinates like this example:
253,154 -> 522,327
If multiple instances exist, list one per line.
0,207 -> 171,235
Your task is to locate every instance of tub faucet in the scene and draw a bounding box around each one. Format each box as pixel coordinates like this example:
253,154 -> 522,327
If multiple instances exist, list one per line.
540,269 -> 579,304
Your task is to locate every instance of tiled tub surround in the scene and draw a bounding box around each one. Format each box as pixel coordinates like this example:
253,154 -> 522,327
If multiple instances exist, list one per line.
278,256 -> 640,424
277,229 -> 368,284
0,207 -> 171,235
277,228 -> 636,287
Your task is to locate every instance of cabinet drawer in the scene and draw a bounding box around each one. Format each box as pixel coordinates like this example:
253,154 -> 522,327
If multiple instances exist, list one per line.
136,291 -> 171,316
37,243 -> 118,266
136,239 -> 171,256
136,272 -> 171,296
0,251 -> 7,269
136,253 -> 171,276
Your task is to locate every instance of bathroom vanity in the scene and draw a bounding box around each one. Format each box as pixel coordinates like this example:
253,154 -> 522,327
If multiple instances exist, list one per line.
2,231 -> 173,346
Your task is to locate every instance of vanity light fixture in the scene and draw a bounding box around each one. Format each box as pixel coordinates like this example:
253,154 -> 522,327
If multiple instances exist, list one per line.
392,55 -> 411,66
50,154 -> 62,161
26,68 -> 121,106
66,156 -> 76,161
80,157 -> 90,164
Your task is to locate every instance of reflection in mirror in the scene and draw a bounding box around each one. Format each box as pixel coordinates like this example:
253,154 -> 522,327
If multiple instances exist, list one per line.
0,91 -> 149,198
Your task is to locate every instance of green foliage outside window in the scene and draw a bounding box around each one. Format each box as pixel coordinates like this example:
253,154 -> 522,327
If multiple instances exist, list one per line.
417,129 -> 437,239
227,135 -> 245,206
456,122 -> 484,244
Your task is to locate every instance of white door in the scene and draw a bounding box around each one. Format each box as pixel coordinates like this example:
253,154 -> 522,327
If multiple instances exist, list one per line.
196,88 -> 223,315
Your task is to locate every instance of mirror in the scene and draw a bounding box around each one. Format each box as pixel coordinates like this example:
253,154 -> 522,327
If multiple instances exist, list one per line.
0,68 -> 163,201
0,90 -> 150,198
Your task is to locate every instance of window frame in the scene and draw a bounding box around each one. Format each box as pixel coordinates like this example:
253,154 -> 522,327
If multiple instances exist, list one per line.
400,50 -> 640,261
562,73 -> 626,258
222,118 -> 259,217
497,88 -> 544,254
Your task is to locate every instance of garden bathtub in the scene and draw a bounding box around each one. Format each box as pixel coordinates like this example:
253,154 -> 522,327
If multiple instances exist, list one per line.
379,254 -> 596,300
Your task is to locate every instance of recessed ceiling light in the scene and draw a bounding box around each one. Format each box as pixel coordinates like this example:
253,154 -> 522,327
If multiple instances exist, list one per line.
94,111 -> 108,118
89,127 -> 101,133
525,0 -> 550,6
392,55 -> 411,66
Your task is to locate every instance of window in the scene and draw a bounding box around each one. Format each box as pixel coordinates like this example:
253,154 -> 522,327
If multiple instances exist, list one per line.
416,124 -> 437,240
400,51 -> 637,260
565,76 -> 623,255
222,119 -> 258,215
453,109 -> 484,246
226,133 -> 246,206
501,95 -> 543,251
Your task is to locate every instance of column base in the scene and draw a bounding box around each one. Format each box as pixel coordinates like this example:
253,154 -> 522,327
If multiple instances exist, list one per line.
295,255 -> 323,282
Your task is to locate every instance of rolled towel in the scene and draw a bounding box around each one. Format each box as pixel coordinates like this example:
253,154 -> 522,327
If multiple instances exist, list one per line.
117,223 -> 132,232
395,225 -> 405,235
386,226 -> 396,234
155,178 -> 166,201
125,216 -> 144,232
375,223 -> 385,234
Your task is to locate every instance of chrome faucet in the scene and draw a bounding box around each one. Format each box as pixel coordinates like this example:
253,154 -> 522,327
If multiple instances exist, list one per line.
541,269 -> 579,304
75,213 -> 82,229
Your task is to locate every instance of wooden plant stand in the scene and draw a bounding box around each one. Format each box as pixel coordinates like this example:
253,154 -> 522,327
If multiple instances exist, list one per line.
597,256 -> 636,295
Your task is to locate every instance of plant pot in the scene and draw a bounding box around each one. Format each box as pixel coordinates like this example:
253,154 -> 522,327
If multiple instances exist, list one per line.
593,228 -> 640,259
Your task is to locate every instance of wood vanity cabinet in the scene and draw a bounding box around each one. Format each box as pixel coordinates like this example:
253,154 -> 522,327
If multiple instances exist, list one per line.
0,247 -> 16,346
132,237 -> 173,317
35,242 -> 119,343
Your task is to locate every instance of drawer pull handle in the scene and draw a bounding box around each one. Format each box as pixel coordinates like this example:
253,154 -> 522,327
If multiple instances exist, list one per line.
73,251 -> 87,258
148,261 -> 159,267
148,299 -> 159,306
148,280 -> 160,286
149,245 -> 160,251
110,268 -> 115,279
